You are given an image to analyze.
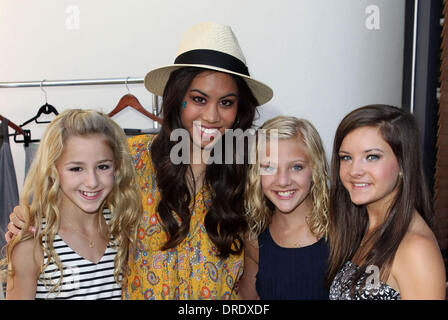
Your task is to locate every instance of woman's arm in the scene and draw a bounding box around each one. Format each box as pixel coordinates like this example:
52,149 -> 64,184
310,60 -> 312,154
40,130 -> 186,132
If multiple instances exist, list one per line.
6,238 -> 42,300
392,233 -> 446,300
237,238 -> 260,300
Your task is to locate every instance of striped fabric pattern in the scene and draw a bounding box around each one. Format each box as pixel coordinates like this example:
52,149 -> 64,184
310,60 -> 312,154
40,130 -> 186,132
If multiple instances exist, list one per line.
35,212 -> 122,300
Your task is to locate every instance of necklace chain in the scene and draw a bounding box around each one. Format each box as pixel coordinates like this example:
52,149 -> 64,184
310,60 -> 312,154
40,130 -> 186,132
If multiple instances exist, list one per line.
72,228 -> 95,248
64,223 -> 98,248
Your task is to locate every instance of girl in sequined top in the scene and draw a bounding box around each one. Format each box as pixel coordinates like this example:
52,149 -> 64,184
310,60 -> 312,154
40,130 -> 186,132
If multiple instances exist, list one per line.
327,104 -> 445,300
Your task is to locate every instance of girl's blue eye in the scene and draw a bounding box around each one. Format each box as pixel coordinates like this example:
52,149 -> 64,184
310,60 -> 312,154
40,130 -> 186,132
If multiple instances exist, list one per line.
339,155 -> 351,161
367,154 -> 380,161
292,164 -> 303,171
260,165 -> 276,173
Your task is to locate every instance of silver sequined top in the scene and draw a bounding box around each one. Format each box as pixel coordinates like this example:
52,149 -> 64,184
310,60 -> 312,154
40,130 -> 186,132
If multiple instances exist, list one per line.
329,261 -> 401,300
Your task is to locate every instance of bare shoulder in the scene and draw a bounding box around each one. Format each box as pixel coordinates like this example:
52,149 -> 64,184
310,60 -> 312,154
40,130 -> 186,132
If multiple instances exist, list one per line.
10,237 -> 43,275
396,213 -> 442,265
396,232 -> 441,265
6,237 -> 44,299
391,215 -> 446,299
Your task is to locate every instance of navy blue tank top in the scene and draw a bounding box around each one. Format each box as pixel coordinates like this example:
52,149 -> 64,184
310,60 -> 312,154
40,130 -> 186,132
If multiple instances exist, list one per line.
256,228 -> 329,300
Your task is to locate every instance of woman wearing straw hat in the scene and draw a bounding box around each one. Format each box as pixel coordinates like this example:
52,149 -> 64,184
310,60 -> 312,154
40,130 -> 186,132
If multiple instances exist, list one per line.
5,22 -> 273,300
124,22 -> 273,300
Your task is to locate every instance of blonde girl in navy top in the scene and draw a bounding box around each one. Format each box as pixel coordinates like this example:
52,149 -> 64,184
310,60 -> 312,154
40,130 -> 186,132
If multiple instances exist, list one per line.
238,116 -> 330,300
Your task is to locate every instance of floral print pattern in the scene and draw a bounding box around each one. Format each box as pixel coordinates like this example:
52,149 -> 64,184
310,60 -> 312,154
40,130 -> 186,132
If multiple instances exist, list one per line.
123,134 -> 243,300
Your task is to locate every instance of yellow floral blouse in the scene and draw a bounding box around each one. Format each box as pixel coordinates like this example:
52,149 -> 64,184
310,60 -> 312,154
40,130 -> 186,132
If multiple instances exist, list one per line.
123,134 -> 243,300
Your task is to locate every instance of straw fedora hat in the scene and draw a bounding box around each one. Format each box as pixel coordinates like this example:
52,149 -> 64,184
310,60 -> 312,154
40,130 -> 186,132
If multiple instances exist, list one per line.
144,22 -> 273,106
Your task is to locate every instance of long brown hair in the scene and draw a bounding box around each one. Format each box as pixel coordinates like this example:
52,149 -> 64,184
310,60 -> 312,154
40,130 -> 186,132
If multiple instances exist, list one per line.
327,104 -> 434,292
151,67 -> 259,258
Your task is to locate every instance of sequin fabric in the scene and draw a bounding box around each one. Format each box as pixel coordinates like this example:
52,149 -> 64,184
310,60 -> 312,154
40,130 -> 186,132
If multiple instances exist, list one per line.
329,261 -> 401,300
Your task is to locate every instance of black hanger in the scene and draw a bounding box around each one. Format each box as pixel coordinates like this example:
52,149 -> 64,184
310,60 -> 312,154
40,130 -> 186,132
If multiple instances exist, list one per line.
20,80 -> 59,127
0,115 -> 38,147
20,103 -> 59,127
15,103 -> 58,146
13,129 -> 39,147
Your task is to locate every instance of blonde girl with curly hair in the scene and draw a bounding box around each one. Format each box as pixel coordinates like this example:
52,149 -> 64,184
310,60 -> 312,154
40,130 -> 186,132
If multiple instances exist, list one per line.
238,115 -> 330,300
2,109 -> 142,299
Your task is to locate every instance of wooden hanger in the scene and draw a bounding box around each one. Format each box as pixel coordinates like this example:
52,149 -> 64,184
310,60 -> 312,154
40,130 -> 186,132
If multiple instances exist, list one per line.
0,115 -> 25,135
108,93 -> 162,124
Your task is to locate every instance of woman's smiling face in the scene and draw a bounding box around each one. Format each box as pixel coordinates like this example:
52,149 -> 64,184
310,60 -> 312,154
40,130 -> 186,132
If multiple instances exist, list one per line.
338,126 -> 401,212
180,70 -> 239,150
260,137 -> 313,215
56,134 -> 115,216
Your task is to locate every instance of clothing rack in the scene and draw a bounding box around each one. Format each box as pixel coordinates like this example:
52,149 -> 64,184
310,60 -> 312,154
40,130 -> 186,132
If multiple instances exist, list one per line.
0,77 -> 161,127
0,77 -> 144,88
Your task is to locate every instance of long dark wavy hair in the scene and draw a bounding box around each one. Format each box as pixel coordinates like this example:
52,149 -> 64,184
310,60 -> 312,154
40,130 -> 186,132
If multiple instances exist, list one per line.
151,67 -> 259,258
326,104 -> 434,292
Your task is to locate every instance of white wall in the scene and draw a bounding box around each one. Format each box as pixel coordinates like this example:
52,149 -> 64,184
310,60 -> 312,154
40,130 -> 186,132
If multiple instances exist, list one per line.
0,0 -> 405,193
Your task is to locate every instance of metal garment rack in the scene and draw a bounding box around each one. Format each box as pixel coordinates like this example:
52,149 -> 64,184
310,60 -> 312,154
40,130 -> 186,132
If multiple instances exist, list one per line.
0,77 -> 144,88
0,77 -> 160,128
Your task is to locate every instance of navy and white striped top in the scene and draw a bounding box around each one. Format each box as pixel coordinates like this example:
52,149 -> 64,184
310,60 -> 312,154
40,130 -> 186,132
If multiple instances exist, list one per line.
35,212 -> 122,300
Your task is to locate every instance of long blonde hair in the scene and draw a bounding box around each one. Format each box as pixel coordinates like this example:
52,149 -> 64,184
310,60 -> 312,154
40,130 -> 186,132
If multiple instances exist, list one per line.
245,115 -> 330,239
3,109 -> 142,294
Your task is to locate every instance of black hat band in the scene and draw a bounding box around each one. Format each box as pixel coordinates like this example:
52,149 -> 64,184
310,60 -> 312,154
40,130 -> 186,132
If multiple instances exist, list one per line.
174,49 -> 250,76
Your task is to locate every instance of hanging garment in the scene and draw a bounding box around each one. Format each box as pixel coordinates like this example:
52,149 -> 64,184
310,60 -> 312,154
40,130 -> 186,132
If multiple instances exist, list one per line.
123,127 -> 160,136
0,122 -> 3,149
24,142 -> 39,179
0,118 -> 20,249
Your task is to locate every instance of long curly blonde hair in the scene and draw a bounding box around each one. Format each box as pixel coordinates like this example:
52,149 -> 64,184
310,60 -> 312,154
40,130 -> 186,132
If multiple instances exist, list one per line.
245,116 -> 330,240
2,109 -> 142,294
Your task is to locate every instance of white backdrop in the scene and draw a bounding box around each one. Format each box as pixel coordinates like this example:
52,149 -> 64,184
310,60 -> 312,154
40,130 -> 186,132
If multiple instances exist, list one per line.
0,0 -> 405,193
